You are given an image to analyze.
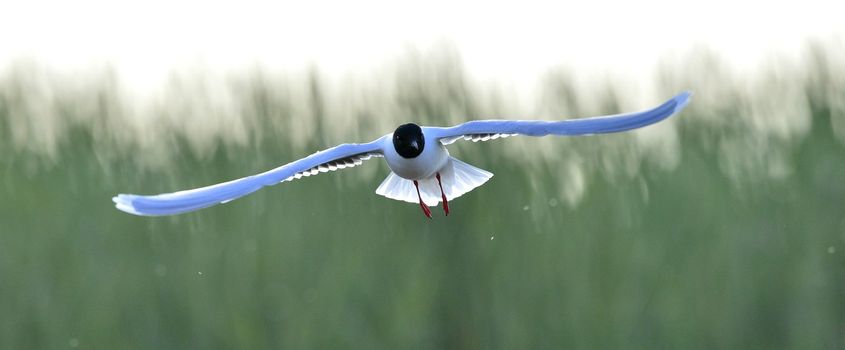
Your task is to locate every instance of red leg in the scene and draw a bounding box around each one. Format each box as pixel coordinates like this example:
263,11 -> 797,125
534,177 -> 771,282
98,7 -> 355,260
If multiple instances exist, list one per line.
413,180 -> 432,219
435,172 -> 449,216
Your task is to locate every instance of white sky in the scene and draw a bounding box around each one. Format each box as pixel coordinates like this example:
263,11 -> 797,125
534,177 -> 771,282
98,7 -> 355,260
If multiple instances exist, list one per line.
0,0 -> 842,92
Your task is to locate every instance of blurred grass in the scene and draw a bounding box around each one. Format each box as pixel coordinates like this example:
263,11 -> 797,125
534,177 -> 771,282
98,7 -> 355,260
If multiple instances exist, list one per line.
1,46 -> 844,349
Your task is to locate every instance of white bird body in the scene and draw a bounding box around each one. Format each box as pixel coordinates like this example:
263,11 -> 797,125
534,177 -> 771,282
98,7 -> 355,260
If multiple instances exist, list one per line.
113,92 -> 692,217
382,129 -> 449,180
376,151 -> 493,208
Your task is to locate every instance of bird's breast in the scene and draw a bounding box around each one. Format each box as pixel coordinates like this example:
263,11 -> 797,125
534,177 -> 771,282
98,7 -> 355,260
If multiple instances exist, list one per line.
383,135 -> 449,180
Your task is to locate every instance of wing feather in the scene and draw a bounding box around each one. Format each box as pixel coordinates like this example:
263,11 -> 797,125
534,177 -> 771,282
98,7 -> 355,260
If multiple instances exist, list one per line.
113,136 -> 387,216
432,91 -> 691,144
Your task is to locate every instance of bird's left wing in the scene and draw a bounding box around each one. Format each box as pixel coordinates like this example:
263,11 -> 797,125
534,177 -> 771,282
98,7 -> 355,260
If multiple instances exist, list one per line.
113,136 -> 387,216
430,91 -> 691,145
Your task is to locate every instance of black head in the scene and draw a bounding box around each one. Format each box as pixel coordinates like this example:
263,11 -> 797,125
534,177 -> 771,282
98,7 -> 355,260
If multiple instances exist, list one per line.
393,123 -> 425,158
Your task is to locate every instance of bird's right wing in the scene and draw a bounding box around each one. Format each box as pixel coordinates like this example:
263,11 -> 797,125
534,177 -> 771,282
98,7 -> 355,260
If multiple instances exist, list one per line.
431,91 -> 691,145
113,135 -> 387,216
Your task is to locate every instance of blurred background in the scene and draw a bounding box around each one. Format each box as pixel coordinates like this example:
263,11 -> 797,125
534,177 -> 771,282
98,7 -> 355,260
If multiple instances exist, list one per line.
1,1 -> 844,348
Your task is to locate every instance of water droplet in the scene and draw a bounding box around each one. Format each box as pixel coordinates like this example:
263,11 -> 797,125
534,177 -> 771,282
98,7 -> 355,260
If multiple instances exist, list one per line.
490,236 -> 495,240
304,288 -> 318,303
522,205 -> 530,211
828,246 -> 836,254
198,271 -> 203,275
244,239 -> 257,253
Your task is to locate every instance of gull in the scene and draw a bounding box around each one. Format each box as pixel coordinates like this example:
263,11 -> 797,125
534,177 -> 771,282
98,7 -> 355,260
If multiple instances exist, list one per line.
114,91 -> 691,217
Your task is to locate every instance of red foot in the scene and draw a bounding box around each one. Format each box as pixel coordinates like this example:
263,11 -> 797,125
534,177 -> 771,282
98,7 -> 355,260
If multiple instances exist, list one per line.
413,180 -> 432,219
435,172 -> 449,216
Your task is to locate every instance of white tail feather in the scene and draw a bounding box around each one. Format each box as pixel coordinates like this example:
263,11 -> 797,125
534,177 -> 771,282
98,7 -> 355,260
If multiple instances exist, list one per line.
375,157 -> 493,206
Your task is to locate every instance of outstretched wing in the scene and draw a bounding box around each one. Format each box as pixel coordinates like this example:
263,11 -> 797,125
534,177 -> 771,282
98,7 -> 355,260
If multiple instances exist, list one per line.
113,136 -> 387,216
431,91 -> 691,144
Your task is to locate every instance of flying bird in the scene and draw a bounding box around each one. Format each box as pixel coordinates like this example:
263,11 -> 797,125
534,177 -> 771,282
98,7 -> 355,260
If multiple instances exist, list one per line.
114,91 -> 691,217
